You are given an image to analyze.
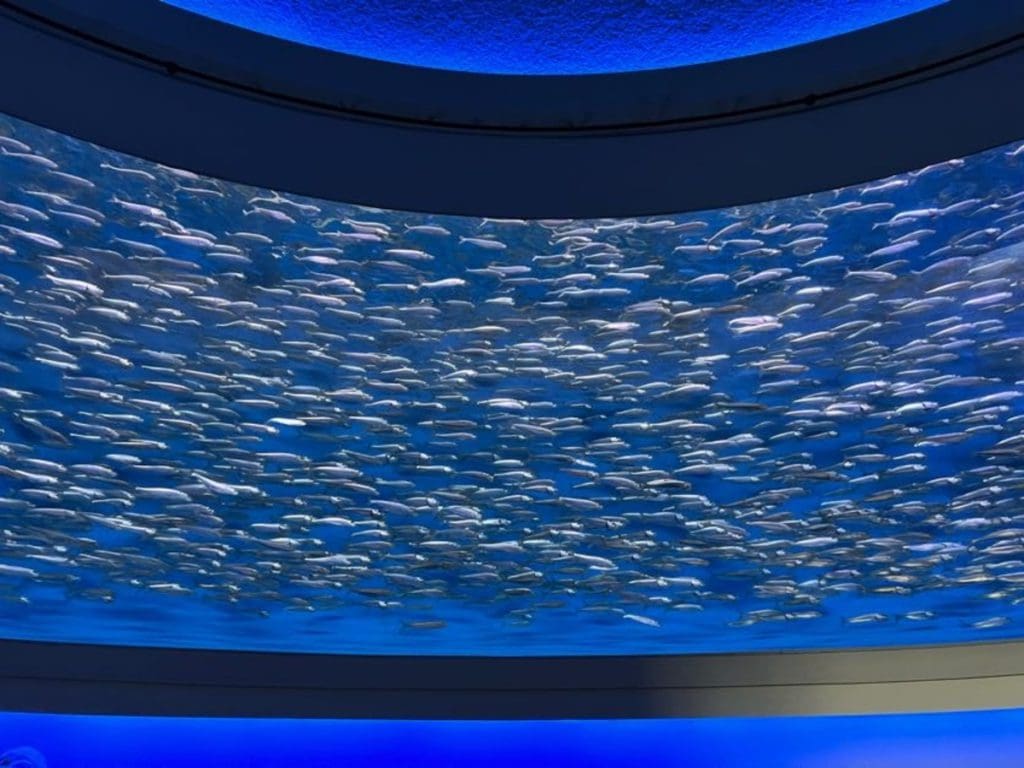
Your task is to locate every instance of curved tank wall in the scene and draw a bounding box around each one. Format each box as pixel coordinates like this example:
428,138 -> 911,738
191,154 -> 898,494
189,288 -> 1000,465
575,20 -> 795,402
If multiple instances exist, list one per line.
162,0 -> 948,74
5,709 -> 1024,767
1,111 -> 1024,656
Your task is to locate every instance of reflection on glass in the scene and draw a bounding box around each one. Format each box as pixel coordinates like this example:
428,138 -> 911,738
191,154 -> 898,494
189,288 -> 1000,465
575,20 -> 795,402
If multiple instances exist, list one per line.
0,748 -> 46,768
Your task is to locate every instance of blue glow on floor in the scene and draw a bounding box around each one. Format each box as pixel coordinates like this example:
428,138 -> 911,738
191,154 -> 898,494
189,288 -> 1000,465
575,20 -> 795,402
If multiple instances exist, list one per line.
162,0 -> 947,75
3,709 -> 1024,767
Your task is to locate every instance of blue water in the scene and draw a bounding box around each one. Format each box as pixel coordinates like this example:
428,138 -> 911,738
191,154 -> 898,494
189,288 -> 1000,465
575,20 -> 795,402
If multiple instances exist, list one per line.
4,709 -> 1024,767
163,0 -> 946,74
2,112 -> 1024,656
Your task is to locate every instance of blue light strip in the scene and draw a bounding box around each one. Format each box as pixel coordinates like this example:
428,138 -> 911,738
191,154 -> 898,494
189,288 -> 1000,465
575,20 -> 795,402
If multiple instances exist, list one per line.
2,709 -> 1024,767
163,0 -> 947,75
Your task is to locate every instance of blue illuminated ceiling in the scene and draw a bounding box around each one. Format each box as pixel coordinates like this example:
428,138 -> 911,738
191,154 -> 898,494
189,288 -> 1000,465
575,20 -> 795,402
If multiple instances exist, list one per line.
162,0 -> 948,74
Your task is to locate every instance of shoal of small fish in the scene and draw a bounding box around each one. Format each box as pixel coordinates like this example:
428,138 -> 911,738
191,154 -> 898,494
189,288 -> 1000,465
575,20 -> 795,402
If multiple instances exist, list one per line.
1,113 -> 1024,655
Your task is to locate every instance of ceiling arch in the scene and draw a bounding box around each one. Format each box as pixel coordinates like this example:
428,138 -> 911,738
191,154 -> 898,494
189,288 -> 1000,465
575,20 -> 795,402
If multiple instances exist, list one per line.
165,0 -> 947,74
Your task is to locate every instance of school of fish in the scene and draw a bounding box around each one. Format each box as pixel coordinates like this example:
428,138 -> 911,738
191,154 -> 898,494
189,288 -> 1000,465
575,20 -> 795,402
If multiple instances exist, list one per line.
1,112 -> 1024,655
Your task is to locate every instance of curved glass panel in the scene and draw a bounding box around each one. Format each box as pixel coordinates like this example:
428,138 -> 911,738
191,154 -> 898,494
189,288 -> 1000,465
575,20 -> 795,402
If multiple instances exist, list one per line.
5,710 -> 1024,767
162,0 -> 948,75
1,112 -> 1024,655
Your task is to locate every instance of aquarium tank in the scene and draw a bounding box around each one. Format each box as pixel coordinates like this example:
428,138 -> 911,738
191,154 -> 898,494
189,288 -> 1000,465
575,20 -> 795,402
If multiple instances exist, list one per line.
0,111 -> 1023,658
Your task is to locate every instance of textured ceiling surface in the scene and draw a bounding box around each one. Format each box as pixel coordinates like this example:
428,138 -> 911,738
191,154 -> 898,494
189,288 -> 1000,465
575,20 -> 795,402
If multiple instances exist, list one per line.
162,0 -> 947,74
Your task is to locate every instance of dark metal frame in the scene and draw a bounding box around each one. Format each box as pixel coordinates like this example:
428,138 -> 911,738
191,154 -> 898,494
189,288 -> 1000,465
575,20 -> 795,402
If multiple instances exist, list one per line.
0,0 -> 1023,217
1,638 -> 1023,718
